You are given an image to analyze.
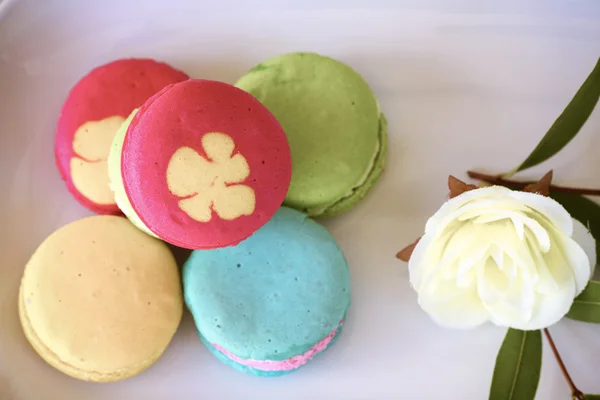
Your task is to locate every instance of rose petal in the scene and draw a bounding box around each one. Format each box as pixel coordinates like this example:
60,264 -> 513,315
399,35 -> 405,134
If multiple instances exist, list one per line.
476,258 -> 508,304
540,229 -> 577,292
511,217 -> 525,240
490,245 -> 504,269
425,186 -> 515,235
482,267 -> 534,327
511,191 -> 573,236
413,222 -> 473,288
418,286 -> 489,329
410,235 -> 455,292
511,283 -> 576,330
548,222 -> 592,295
457,242 -> 489,279
487,223 -> 534,278
524,236 -> 558,294
437,227 -> 481,280
518,214 -> 550,252
408,233 -> 437,290
504,267 -> 535,312
501,255 -> 518,280
453,200 -> 526,227
572,218 -> 596,277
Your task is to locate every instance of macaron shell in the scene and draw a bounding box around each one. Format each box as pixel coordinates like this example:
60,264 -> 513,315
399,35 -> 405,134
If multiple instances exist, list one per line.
121,79 -> 291,249
183,207 -> 350,364
235,52 -> 382,217
18,286 -> 165,382
55,58 -> 189,214
308,114 -> 388,218
19,215 -> 183,382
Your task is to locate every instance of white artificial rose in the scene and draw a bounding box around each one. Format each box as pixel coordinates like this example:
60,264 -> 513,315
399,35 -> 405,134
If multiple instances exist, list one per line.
409,186 -> 596,331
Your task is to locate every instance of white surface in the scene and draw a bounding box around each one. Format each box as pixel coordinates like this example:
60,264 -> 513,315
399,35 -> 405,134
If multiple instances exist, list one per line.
1,0 -> 600,399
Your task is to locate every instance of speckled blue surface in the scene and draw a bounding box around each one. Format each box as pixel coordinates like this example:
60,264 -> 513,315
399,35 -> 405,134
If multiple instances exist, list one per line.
183,207 -> 350,374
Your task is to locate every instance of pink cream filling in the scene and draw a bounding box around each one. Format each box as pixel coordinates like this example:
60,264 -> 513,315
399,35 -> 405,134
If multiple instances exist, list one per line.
212,320 -> 344,372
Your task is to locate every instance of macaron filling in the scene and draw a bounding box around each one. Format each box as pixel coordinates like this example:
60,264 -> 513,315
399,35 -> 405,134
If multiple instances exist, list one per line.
210,320 -> 343,372
107,108 -> 157,237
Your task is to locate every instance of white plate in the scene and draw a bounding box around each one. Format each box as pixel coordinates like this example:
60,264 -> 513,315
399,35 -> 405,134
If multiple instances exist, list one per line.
2,1 -> 600,399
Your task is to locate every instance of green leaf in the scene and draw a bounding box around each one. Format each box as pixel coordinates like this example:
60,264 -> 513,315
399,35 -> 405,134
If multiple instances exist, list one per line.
489,329 -> 542,400
506,57 -> 600,176
567,281 -> 600,323
549,192 -> 600,262
584,395 -> 600,400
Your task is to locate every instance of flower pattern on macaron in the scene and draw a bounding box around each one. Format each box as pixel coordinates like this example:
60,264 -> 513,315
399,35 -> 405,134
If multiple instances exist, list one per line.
70,116 -> 125,205
166,132 -> 256,222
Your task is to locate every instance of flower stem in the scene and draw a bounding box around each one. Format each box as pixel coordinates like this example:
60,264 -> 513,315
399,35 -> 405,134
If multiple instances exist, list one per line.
466,171 -> 600,196
543,328 -> 584,400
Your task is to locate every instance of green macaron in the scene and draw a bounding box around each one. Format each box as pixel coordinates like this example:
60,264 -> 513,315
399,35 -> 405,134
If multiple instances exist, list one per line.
235,52 -> 387,218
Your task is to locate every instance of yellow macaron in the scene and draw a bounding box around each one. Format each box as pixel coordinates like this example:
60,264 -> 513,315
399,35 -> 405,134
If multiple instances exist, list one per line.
18,215 -> 183,382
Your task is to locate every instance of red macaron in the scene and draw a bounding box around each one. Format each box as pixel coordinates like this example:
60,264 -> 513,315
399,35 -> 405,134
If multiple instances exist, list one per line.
116,79 -> 292,249
55,58 -> 189,214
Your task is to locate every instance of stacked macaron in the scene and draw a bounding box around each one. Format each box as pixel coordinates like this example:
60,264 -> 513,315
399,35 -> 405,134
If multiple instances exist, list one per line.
20,52 -> 387,382
107,79 -> 292,249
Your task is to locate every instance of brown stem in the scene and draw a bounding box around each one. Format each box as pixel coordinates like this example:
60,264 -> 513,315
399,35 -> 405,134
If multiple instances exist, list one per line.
543,328 -> 584,400
467,171 -> 600,196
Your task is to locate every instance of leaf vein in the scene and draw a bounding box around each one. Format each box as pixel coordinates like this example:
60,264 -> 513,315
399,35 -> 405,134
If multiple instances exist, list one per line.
573,300 -> 600,306
508,331 -> 528,400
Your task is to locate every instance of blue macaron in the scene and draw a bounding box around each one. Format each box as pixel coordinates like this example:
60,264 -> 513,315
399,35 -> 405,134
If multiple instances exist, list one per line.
182,207 -> 350,376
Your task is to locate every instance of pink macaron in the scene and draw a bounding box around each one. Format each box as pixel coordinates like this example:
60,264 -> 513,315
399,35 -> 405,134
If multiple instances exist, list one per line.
112,79 -> 292,249
55,58 -> 189,214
